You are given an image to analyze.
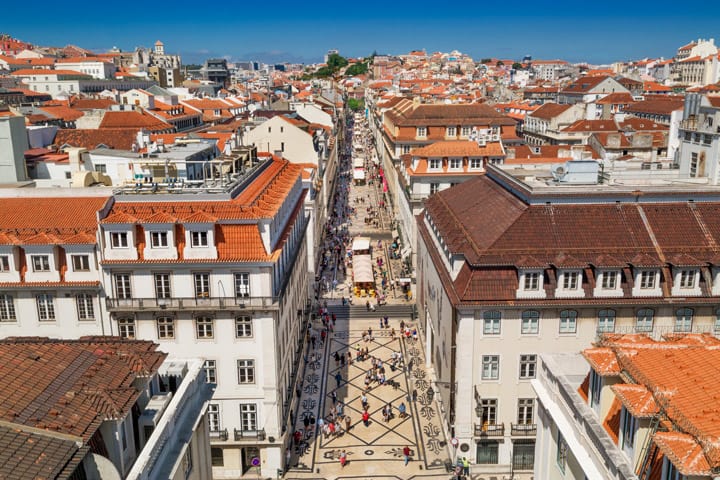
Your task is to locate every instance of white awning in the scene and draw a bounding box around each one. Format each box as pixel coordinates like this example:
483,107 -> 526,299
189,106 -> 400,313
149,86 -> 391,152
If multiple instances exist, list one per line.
353,157 -> 365,168
353,168 -> 365,180
352,254 -> 374,283
352,237 -> 371,252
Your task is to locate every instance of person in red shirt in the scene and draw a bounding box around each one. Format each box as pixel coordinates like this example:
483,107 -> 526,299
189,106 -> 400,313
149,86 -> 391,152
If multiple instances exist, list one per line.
403,445 -> 411,465
362,410 -> 370,426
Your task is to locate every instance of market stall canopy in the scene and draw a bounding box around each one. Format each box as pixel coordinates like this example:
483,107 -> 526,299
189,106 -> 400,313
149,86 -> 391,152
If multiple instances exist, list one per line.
353,168 -> 365,180
353,157 -> 365,168
352,254 -> 374,283
352,237 -> 371,252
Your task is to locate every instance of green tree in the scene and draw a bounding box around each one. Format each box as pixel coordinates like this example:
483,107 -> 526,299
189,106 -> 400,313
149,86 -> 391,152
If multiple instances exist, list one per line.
496,60 -> 504,67
512,62 -> 523,70
326,53 -> 349,72
345,62 -> 368,76
347,98 -> 364,111
480,58 -> 492,64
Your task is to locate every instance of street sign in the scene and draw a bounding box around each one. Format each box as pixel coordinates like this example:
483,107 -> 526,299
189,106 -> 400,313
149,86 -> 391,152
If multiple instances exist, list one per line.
451,437 -> 459,448
251,457 -> 260,467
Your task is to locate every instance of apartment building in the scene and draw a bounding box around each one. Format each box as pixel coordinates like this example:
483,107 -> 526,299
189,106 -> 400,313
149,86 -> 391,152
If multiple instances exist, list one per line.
533,334 -> 720,479
557,76 -> 630,105
416,160 -> 720,479
523,102 -> 586,145
676,93 -> 720,182
0,337 -> 213,480
0,156 -> 311,478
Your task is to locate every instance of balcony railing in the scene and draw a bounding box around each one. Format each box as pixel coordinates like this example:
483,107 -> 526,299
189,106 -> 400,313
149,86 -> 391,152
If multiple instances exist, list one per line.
209,428 -> 229,441
234,428 -> 266,441
474,422 -> 505,437
106,296 -> 278,311
511,423 -> 537,436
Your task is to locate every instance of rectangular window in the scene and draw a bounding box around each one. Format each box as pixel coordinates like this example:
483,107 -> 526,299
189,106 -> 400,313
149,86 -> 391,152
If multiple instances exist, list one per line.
416,126 -> 427,137
237,359 -> 255,384
71,255 -> 90,272
674,308 -> 693,332
690,152 -> 698,177
402,145 -> 411,155
517,398 -> 534,424
118,318 -> 135,339
155,273 -> 171,299
31,255 -> 50,272
110,232 -> 128,248
513,440 -> 535,471
476,441 -> 499,464
211,447 -> 224,467
597,309 -> 616,333
196,317 -> 214,338
239,403 -> 257,431
157,317 -> 175,339
461,126 -> 472,137
430,183 -> 440,194
521,311 -> 540,334
640,270 -> 656,289
601,271 -> 617,289
0,255 -> 9,271
207,404 -> 220,431
559,310 -> 578,334
204,360 -> 217,383
95,163 -> 107,174
679,270 -> 695,289
150,231 -> 168,248
36,294 -> 55,321
480,399 -> 497,426
482,355 -> 499,380
557,431 -> 568,473
621,408 -> 637,450
446,126 -> 456,137
590,370 -> 602,408
519,354 -> 536,379
114,274 -> 132,299
523,272 -> 539,291
235,316 -> 253,337
636,309 -> 654,332
194,273 -> 210,298
470,158 -> 482,169
449,158 -> 461,169
76,294 -> 95,320
234,272 -> 250,297
429,158 -> 441,169
562,271 -> 579,290
0,294 -> 17,321
483,311 -> 501,335
191,231 -> 208,247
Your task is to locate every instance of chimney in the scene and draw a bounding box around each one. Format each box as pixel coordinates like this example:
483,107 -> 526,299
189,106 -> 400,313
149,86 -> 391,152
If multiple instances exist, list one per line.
66,147 -> 87,172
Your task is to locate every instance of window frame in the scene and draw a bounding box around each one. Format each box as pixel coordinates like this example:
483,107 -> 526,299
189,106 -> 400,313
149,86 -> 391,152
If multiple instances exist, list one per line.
235,316 -> 253,338
31,255 -> 50,272
110,231 -> 128,248
118,318 -> 135,339
194,272 -> 210,298
678,269 -> 696,289
203,359 -> 217,383
190,230 -> 209,248
519,354 -> 537,379
234,272 -> 250,298
469,158 -> 482,169
207,403 -> 220,432
237,359 -> 256,384
446,126 -> 456,137
482,355 -> 500,380
416,126 -> 427,138
429,182 -> 440,195
449,157 -> 462,170
195,316 -> 214,339
597,309 -> 616,333
76,293 -> 95,320
154,273 -> 172,299
561,271 -> 580,290
428,158 -> 442,170
523,272 -> 540,291
517,398 -> 534,425
639,270 -> 656,289
521,310 -> 540,334
239,403 -> 258,431
71,254 -> 90,272
0,294 -> 17,321
556,431 -> 568,473
636,308 -> 654,332
0,255 -> 9,271
559,309 -> 578,334
36,293 -> 55,321
674,308 -> 693,332
480,398 -> 498,426
483,310 -> 501,335
114,273 -> 132,299
157,316 -> 175,339
150,231 -> 169,248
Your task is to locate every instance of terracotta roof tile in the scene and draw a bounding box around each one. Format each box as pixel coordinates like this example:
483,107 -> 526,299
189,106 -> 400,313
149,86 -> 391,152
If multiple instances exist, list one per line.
582,348 -> 621,376
55,128 -> 140,150
610,384 -> 659,417
410,140 -> 504,157
653,432 -> 711,476
99,111 -> 172,131
527,102 -> 572,120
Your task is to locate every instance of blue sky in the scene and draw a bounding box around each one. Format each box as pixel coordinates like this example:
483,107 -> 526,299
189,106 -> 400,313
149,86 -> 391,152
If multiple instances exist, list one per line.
4,1 -> 719,64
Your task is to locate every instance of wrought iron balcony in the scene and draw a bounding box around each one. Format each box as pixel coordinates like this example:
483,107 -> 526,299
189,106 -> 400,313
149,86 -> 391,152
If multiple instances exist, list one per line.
209,428 -> 228,441
106,296 -> 278,312
233,428 -> 266,441
474,422 -> 504,437
511,423 -> 537,436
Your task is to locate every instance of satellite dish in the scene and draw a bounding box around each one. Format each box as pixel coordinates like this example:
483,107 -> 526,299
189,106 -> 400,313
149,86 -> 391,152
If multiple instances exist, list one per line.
554,165 -> 567,175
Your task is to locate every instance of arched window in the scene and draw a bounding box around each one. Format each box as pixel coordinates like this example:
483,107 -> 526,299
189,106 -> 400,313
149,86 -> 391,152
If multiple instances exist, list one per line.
636,308 -> 654,333
674,308 -> 693,333
559,310 -> 577,334
597,309 -> 616,333
521,310 -> 540,334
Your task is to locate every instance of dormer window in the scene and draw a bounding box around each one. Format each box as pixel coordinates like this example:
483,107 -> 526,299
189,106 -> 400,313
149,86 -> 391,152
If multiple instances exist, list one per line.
446,126 -> 456,137
191,231 -> 209,247
469,158 -> 482,169
449,158 -> 462,170
416,126 -> 427,138
600,270 -> 618,290
429,158 -> 441,170
524,272 -> 540,291
150,231 -> 168,248
110,232 -> 128,248
0,256 -> 9,271
31,255 -> 50,272
678,269 -> 696,289
461,126 -> 471,137
562,271 -> 580,290
639,270 -> 656,289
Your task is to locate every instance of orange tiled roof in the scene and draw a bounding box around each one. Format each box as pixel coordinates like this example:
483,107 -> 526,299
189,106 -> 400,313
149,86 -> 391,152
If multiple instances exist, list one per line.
582,347 -> 620,376
10,68 -> 91,77
610,384 -> 659,418
99,111 -> 173,131
0,338 -> 166,442
410,140 -> 504,157
653,432 -> 711,476
0,197 -> 109,245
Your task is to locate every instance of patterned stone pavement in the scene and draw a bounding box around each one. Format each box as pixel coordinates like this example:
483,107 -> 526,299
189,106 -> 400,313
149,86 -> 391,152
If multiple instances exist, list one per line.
286,315 -> 450,480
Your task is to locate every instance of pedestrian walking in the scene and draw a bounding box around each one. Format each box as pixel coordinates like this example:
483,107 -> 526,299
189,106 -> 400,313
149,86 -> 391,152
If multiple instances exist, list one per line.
462,457 -> 470,475
285,447 -> 292,471
344,414 -> 351,431
339,450 -> 347,468
361,393 -> 368,410
403,445 -> 411,465
362,410 -> 370,426
335,372 -> 342,388
398,402 -> 407,418
331,391 -> 337,405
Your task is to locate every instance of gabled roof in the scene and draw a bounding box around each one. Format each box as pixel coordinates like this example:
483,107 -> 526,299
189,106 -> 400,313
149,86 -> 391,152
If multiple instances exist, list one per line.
527,102 -> 572,120
410,140 -> 504,157
386,102 -> 515,127
54,128 -> 139,150
99,111 -> 172,131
